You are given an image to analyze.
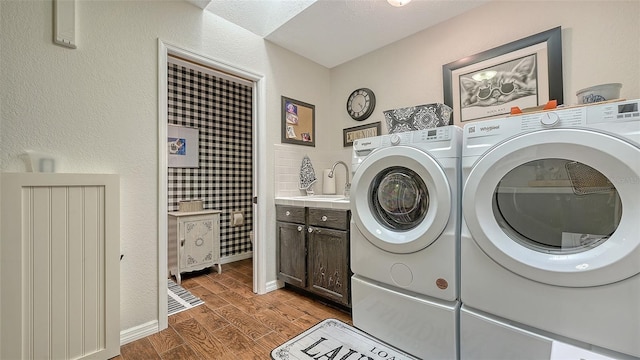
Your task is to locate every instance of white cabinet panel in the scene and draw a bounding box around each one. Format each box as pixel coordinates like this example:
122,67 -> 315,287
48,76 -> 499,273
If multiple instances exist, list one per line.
168,210 -> 222,283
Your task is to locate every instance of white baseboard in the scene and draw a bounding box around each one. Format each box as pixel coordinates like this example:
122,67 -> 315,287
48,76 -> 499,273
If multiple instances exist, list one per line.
120,320 -> 159,346
121,251 -> 254,346
266,279 -> 283,293
220,251 -> 252,264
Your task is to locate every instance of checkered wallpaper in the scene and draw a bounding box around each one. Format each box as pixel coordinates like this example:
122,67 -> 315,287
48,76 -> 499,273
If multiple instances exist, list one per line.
167,59 -> 253,257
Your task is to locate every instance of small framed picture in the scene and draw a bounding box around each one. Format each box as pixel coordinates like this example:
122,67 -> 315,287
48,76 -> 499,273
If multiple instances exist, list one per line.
168,125 -> 199,168
343,122 -> 381,147
281,96 -> 315,147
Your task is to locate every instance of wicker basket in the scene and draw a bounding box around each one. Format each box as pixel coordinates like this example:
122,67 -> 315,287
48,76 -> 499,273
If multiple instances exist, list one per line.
179,200 -> 204,212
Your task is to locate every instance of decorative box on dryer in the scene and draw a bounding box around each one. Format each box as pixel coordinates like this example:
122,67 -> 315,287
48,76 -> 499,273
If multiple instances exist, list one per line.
384,103 -> 452,134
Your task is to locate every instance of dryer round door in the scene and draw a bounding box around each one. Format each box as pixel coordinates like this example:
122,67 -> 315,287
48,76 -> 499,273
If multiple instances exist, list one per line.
463,128 -> 640,287
351,145 -> 452,254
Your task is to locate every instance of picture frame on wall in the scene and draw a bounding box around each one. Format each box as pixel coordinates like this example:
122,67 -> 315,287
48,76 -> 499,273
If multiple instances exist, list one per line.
443,27 -> 563,126
168,124 -> 199,168
281,96 -> 316,147
343,122 -> 381,147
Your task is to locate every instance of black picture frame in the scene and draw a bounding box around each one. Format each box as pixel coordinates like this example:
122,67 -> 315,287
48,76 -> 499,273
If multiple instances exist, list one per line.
343,122 -> 381,147
443,27 -> 563,125
281,96 -> 315,147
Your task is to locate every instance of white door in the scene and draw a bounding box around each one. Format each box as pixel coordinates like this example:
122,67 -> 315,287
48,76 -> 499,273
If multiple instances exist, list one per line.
463,129 -> 640,287
351,145 -> 452,254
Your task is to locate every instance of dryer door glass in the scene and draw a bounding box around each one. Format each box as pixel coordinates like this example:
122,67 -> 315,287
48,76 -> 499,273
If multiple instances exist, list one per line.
370,166 -> 429,231
493,158 -> 622,254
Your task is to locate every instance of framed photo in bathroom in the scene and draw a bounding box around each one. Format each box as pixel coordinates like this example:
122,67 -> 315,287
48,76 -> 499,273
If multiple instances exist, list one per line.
443,26 -> 563,126
343,122 -> 381,147
168,124 -> 199,168
281,96 -> 315,147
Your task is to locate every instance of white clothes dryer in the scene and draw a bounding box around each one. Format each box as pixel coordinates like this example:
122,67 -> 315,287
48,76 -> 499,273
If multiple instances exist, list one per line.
461,99 -> 640,358
350,126 -> 461,359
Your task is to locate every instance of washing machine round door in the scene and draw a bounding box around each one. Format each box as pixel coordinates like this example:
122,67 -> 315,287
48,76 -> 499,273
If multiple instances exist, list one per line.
463,129 -> 640,287
351,145 -> 452,254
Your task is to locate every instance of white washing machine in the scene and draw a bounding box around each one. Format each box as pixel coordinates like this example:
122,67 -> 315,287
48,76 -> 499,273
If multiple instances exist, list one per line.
461,99 -> 640,358
350,126 -> 461,359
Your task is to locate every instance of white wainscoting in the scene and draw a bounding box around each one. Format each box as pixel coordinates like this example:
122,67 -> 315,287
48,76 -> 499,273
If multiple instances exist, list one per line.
1,173 -> 120,360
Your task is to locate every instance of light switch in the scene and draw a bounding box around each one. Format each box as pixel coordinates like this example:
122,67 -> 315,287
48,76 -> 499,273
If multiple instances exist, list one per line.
54,0 -> 77,49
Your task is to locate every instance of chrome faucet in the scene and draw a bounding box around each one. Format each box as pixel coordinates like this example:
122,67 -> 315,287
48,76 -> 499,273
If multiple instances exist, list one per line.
328,161 -> 351,198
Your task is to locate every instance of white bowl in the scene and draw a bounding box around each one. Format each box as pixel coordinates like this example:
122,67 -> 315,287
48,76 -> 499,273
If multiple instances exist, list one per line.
576,83 -> 622,104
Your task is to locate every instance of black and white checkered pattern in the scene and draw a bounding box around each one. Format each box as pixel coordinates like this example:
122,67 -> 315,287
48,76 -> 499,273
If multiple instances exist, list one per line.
167,60 -> 253,257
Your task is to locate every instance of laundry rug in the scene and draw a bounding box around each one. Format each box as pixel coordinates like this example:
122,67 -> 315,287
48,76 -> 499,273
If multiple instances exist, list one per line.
167,278 -> 204,316
271,318 -> 419,360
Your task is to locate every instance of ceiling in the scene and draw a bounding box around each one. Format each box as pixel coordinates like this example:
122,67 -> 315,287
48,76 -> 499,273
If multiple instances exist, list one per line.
190,0 -> 490,68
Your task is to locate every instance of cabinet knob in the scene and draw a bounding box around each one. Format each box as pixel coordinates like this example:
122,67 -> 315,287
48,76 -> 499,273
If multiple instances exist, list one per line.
321,215 -> 328,222
297,225 -> 303,232
286,211 -> 291,216
308,227 -> 314,233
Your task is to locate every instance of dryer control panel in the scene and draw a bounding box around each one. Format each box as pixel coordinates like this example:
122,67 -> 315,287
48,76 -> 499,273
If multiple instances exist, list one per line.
586,99 -> 640,123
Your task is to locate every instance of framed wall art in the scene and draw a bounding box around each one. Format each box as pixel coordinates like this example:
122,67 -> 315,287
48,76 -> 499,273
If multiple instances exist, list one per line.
443,27 -> 563,126
168,124 -> 199,168
281,96 -> 315,147
343,122 -> 381,147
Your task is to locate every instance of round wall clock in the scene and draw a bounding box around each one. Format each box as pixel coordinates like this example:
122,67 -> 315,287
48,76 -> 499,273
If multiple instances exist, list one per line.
347,88 -> 376,121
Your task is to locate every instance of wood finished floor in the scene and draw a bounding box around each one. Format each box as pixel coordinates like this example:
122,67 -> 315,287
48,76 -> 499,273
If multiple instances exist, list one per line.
114,259 -> 353,360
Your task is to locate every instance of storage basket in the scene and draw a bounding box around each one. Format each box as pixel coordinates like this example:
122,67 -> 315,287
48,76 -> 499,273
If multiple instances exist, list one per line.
383,103 -> 452,134
179,200 -> 204,212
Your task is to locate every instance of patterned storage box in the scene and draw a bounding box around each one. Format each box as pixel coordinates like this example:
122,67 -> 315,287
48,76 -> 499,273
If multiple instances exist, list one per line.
384,103 -> 452,134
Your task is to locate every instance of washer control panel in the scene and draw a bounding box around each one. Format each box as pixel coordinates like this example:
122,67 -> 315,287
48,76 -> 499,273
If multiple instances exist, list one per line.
354,127 -> 453,152
381,127 -> 451,147
411,127 -> 451,144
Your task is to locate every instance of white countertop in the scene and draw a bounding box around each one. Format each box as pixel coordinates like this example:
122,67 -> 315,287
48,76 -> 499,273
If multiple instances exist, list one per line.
275,195 -> 351,210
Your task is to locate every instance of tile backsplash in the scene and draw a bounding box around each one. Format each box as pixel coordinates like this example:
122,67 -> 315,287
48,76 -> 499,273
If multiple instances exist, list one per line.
274,144 -> 351,197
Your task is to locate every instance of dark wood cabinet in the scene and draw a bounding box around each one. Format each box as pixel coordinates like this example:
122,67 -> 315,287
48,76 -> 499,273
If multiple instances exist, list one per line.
276,221 -> 307,288
276,205 -> 351,307
276,205 -> 307,288
307,226 -> 350,305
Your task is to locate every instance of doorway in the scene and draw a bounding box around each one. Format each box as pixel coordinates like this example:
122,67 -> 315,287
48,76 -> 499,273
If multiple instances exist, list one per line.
157,40 -> 267,331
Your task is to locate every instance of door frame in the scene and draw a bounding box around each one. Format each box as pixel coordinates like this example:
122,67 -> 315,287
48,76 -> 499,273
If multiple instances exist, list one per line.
157,39 -> 267,330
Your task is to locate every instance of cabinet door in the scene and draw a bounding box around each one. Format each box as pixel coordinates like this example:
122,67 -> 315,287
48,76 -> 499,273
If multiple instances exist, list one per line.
180,217 -> 214,271
307,226 -> 350,305
276,221 -> 307,287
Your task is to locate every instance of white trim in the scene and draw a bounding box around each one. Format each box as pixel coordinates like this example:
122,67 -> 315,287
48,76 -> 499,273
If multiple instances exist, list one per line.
120,320 -> 159,346
157,39 -> 169,332
254,69 -> 268,295
266,280 -> 284,293
220,251 -> 253,264
157,39 -> 268,331
168,56 -> 253,87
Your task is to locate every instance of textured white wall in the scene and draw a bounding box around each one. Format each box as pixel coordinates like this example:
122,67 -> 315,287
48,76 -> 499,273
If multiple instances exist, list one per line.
0,0 -> 330,334
3,0 -> 639,342
330,1 -> 640,139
